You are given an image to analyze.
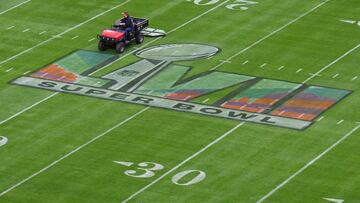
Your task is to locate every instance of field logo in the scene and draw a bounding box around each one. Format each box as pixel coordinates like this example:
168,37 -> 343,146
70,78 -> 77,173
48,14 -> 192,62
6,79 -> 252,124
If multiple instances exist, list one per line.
12,44 -> 351,130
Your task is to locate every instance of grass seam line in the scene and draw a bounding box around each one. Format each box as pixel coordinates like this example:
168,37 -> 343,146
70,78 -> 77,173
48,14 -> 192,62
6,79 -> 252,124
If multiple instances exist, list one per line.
0,107 -> 150,197
0,0 -> 132,66
0,0 -> 31,15
256,123 -> 360,203
121,122 -> 246,203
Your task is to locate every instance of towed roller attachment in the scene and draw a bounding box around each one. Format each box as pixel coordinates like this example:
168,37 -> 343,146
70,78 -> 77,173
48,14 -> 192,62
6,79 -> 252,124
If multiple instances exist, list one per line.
141,27 -> 167,37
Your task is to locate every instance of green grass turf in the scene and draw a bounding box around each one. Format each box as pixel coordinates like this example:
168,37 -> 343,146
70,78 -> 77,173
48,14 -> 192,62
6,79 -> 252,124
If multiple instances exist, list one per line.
0,0 -> 360,202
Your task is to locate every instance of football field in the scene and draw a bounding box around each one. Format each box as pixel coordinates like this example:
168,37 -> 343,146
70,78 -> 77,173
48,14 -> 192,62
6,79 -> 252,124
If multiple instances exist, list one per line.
0,0 -> 360,202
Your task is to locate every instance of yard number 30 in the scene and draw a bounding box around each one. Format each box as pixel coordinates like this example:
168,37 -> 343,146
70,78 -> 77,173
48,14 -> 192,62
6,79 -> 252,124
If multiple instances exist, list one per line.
117,161 -> 206,186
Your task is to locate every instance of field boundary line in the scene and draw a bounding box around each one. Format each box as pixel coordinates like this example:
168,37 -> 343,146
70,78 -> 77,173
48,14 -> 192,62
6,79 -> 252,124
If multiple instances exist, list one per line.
256,123 -> 360,203
211,0 -> 330,70
121,122 -> 246,203
0,107 -> 150,197
120,1 -> 332,201
0,0 -> 31,15
0,0 -> 132,66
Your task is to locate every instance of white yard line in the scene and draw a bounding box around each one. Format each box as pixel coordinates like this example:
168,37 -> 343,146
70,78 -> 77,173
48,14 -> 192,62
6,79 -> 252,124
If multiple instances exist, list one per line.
242,60 -> 249,65
88,37 -> 96,42
317,116 -> 325,122
256,123 -> 360,203
0,107 -> 149,197
336,120 -> 344,125
351,76 -> 358,81
0,0 -> 132,67
260,63 -> 267,68
121,122 -> 246,203
332,73 -> 339,78
202,98 -> 210,103
296,68 -> 303,73
0,0 -> 31,15
278,66 -> 285,70
22,28 -> 30,33
6,25 -> 15,30
39,31 -> 47,35
22,70 -> 31,75
5,68 -> 13,72
211,0 -> 330,70
71,35 -> 79,40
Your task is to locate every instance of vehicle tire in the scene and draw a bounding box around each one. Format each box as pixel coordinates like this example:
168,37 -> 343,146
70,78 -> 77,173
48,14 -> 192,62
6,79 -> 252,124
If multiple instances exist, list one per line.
135,34 -> 144,44
116,42 -> 125,53
98,41 -> 106,51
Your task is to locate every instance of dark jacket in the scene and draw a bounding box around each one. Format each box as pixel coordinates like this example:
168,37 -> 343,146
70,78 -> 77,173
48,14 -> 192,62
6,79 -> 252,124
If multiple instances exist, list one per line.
121,16 -> 134,28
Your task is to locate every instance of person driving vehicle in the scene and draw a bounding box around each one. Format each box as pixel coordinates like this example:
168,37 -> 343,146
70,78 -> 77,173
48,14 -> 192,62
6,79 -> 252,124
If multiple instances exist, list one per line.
119,11 -> 134,40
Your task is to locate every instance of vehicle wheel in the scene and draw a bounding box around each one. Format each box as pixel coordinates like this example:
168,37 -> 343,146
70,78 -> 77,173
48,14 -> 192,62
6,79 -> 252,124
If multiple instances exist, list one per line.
98,41 -> 106,51
116,42 -> 125,53
135,34 -> 144,44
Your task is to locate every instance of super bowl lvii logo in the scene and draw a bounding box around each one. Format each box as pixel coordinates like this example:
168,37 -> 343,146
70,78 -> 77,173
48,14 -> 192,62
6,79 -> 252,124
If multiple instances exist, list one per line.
12,44 -> 351,130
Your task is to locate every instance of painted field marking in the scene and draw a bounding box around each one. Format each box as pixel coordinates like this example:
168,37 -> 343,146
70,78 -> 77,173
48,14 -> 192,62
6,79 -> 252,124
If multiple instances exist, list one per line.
0,0 -> 31,15
0,0 -> 132,67
340,19 -> 356,24
296,68 -> 303,73
71,35 -> 79,40
0,107 -> 149,197
5,68 -> 13,72
278,66 -> 285,70
256,123 -> 360,203
242,60 -> 249,65
317,116 -> 325,122
6,26 -> 15,30
220,59 -> 232,64
88,37 -> 96,42
309,73 -> 321,77
39,31 -> 47,35
211,0 -> 331,71
22,70 -> 31,75
22,28 -> 30,33
51,35 -> 63,39
323,197 -> 344,203
260,63 -> 267,68
336,120 -> 344,125
121,122 -> 246,203
332,73 -> 339,79
202,98 -> 210,103
351,76 -> 358,81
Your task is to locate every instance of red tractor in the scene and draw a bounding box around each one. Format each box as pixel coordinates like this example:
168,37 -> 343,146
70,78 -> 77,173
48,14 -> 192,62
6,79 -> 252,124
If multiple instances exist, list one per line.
97,17 -> 148,53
